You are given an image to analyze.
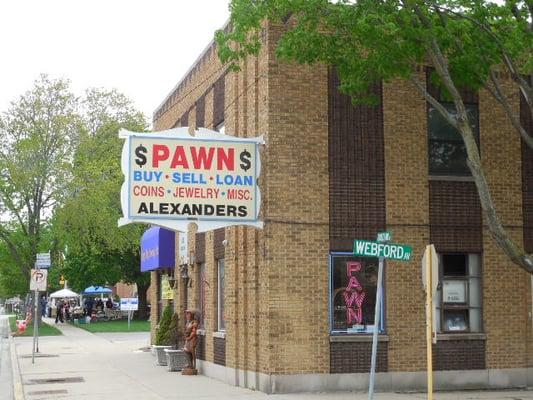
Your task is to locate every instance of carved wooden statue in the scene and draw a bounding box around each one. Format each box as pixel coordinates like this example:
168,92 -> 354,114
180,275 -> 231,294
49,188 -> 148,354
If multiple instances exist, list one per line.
183,309 -> 199,372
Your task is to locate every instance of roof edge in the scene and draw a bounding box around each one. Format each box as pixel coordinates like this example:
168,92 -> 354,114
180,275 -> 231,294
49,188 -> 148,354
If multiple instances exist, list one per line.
152,19 -> 231,121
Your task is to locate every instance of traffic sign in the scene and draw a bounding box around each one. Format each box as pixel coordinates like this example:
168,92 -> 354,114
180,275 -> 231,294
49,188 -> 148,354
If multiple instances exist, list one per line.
353,240 -> 412,261
35,253 -> 51,269
30,269 -> 48,291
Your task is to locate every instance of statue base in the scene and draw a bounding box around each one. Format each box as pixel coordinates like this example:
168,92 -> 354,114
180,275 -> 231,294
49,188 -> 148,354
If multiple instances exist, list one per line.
182,368 -> 197,375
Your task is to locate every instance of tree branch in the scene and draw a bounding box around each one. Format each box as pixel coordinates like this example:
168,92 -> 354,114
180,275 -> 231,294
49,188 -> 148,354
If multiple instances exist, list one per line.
411,1 -> 533,274
484,69 -> 533,149
409,73 -> 459,128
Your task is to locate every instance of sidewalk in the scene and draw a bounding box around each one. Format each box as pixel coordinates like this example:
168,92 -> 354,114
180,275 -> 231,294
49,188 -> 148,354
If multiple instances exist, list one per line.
9,319 -> 533,400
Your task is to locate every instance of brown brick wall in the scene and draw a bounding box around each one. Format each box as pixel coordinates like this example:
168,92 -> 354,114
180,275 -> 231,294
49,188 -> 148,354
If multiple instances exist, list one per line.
150,22 -> 531,380
330,341 -> 388,373
328,69 -> 385,250
480,78 -> 528,369
383,75 -> 429,372
263,22 -> 330,375
433,340 -> 485,371
214,337 -> 226,366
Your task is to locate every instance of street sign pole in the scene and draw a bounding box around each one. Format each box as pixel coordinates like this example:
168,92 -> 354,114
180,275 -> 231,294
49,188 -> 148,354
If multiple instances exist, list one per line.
426,246 -> 433,400
32,289 -> 39,364
354,232 -> 412,400
422,244 -> 438,400
368,255 -> 384,400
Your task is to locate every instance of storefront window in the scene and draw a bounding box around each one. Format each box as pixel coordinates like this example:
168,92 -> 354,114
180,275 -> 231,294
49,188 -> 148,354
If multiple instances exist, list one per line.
435,253 -> 482,333
217,259 -> 225,331
330,253 -> 383,334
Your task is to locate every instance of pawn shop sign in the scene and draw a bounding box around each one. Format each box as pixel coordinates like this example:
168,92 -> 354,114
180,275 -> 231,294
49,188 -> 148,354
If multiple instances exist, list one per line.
30,269 -> 48,291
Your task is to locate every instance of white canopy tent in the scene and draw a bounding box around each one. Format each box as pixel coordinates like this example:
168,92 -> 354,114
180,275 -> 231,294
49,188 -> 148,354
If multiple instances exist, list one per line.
49,288 -> 79,298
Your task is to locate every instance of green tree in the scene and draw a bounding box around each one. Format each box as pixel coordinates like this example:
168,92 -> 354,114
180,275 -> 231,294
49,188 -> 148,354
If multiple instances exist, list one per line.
0,75 -> 80,284
0,232 -> 29,298
53,88 -> 151,319
154,304 -> 175,346
217,0 -> 533,273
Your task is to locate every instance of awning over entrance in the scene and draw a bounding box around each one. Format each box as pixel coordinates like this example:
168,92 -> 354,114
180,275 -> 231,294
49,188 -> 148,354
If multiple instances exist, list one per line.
140,227 -> 175,272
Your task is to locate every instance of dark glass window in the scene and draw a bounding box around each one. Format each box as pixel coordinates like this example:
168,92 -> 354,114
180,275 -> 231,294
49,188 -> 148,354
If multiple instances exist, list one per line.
330,254 -> 382,334
428,103 -> 479,176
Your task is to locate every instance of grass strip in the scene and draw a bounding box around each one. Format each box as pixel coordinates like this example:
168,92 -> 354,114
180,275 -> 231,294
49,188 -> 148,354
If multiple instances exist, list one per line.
72,319 -> 150,333
9,316 -> 62,336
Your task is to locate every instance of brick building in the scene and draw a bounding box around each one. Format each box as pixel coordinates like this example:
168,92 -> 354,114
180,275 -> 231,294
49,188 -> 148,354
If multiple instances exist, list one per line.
147,22 -> 533,393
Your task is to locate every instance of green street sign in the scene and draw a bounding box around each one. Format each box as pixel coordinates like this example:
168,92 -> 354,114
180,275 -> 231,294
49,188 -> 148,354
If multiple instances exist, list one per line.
377,231 -> 391,242
353,239 -> 412,262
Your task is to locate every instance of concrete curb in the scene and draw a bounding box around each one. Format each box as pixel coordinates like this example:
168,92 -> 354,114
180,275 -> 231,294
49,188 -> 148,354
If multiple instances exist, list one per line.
9,336 -> 25,400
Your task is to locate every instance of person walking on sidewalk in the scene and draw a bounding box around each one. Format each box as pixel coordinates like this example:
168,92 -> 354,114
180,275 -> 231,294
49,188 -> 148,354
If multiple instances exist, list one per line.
55,299 -> 64,323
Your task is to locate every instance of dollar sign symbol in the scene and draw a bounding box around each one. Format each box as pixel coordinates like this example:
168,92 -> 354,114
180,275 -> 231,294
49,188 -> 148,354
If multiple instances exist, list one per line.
240,149 -> 251,172
135,144 -> 147,168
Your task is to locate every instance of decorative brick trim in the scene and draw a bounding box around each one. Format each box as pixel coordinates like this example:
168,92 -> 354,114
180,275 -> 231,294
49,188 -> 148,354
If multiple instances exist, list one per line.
330,341 -> 388,373
433,339 -> 486,371
521,92 -> 533,252
197,334 -> 206,361
429,180 -> 482,253
213,75 -> 226,127
196,96 -> 206,128
181,110 -> 189,127
213,228 -> 225,259
196,232 -> 206,263
328,68 -> 385,251
214,336 -> 226,366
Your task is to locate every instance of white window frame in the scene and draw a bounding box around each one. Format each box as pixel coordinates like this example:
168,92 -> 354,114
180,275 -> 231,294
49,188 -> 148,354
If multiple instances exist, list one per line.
435,253 -> 482,333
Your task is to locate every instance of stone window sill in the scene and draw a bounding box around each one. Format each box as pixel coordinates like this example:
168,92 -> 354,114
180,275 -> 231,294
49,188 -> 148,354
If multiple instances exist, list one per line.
436,333 -> 486,341
197,329 -> 206,336
330,335 -> 389,343
213,331 -> 226,339
428,175 -> 474,182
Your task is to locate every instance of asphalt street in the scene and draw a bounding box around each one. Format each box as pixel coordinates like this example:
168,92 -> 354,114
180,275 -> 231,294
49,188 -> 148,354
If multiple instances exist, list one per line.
0,310 -> 14,400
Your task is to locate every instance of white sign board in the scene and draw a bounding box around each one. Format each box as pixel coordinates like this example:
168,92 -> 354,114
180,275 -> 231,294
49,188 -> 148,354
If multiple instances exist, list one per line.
118,127 -> 264,232
179,232 -> 188,265
120,298 -> 139,311
30,269 -> 48,291
443,280 -> 466,303
35,252 -> 51,269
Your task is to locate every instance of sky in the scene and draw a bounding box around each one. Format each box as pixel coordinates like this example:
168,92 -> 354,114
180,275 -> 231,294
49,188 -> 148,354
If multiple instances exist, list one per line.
0,0 -> 230,124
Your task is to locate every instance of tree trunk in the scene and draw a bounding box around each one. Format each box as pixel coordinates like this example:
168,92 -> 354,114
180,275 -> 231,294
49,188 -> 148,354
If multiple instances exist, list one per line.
136,280 -> 150,320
